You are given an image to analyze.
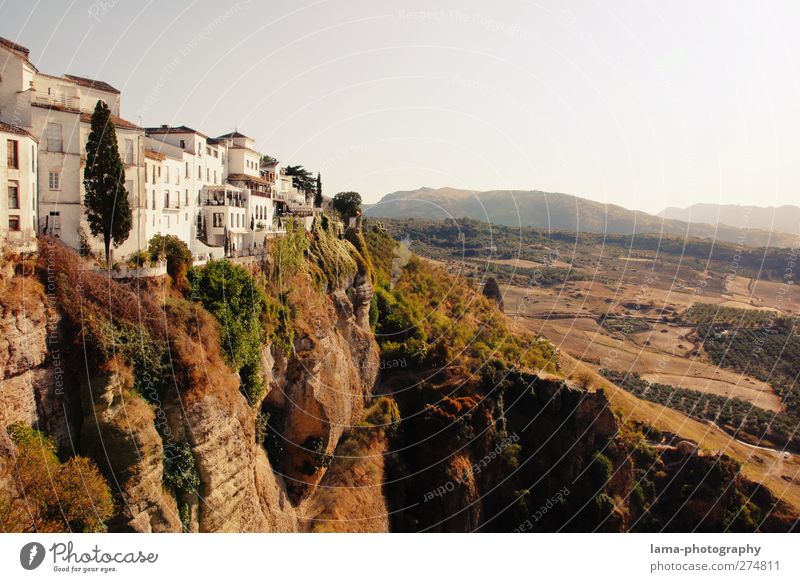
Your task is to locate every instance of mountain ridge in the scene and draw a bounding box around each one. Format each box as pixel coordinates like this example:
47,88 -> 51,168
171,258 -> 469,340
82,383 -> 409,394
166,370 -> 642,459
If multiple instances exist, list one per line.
659,203 -> 800,236
364,187 -> 798,248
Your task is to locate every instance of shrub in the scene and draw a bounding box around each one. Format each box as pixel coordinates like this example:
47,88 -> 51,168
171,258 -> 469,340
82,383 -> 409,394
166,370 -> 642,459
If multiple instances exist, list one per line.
148,234 -> 193,289
126,249 -> 151,269
163,441 -> 200,496
189,260 -> 267,404
299,436 -> 333,475
1,423 -> 113,532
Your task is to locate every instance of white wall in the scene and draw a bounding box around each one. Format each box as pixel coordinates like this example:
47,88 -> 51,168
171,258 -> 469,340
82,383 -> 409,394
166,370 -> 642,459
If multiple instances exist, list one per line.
0,130 -> 38,249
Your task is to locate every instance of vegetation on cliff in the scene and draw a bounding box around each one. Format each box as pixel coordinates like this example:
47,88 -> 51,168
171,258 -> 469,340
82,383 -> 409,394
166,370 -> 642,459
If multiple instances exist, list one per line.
1,422 -> 113,532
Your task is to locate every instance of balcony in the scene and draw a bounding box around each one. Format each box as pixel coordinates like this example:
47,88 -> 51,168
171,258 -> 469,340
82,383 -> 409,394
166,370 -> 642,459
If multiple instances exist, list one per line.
31,91 -> 80,112
202,190 -> 247,208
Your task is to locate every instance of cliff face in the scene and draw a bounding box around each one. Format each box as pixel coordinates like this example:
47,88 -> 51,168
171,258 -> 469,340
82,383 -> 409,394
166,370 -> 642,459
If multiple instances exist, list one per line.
0,241 -> 380,533
0,262 -> 75,450
383,365 -> 799,532
263,270 -> 380,503
2,236 -> 796,533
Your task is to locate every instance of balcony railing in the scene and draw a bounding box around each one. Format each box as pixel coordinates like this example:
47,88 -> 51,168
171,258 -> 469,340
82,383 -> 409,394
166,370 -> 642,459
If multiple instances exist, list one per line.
31,91 -> 80,111
202,193 -> 247,208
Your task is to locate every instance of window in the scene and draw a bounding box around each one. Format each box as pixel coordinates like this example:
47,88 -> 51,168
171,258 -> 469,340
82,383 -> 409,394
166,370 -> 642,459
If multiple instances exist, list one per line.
213,212 -> 223,227
206,146 -> 211,156
175,191 -> 180,207
31,145 -> 35,171
206,168 -> 210,181
165,166 -> 170,182
6,139 -> 18,168
124,139 -> 134,164
145,163 -> 148,184
8,216 -> 20,231
48,171 -> 60,190
158,166 -> 161,178
185,162 -> 189,178
179,139 -> 186,149
163,191 -> 169,208
213,150 -> 218,159
197,165 -> 201,179
152,190 -> 156,210
185,189 -> 188,205
214,170 -> 217,183
46,123 -> 63,152
8,184 -> 20,209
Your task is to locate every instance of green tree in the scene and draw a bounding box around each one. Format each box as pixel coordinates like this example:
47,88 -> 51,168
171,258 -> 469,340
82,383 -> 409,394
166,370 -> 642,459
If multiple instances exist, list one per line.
314,172 -> 323,207
285,165 -> 314,195
148,234 -> 193,290
333,191 -> 362,220
84,100 -> 132,265
482,276 -> 504,312
189,260 -> 267,404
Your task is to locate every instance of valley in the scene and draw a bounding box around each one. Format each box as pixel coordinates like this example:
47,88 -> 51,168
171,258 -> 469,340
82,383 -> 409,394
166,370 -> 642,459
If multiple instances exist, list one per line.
376,216 -> 800,516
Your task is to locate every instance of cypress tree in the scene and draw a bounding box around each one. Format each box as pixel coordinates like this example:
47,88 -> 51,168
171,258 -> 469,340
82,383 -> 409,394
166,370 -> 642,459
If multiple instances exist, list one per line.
84,100 -> 132,265
314,172 -> 323,207
483,276 -> 504,312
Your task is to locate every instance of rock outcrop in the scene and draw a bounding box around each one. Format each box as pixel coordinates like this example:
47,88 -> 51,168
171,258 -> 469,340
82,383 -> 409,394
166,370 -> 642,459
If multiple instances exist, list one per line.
263,270 -> 380,502
79,361 -> 182,533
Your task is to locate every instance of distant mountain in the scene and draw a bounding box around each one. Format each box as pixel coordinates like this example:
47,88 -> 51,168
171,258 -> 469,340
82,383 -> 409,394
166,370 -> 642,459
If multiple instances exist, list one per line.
659,203 -> 800,236
365,187 -> 797,247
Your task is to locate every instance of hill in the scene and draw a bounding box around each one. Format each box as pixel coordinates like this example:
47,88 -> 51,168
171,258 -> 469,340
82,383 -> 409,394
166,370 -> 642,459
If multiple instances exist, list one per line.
365,187 -> 797,247
659,203 -> 800,236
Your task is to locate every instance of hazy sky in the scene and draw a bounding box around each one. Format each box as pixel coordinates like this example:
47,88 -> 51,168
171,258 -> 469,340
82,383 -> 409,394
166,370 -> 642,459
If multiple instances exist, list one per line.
2,0 -> 799,212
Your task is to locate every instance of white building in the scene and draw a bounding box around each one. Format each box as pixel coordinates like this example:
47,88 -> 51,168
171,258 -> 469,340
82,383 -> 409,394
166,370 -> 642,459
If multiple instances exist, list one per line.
0,36 -> 147,259
212,131 -> 282,253
0,36 -> 308,260
144,126 -> 229,258
0,121 -> 38,250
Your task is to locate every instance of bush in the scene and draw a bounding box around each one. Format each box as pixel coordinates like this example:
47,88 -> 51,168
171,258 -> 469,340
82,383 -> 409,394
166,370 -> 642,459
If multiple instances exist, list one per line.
163,441 -> 200,496
148,234 -> 193,289
1,423 -> 114,532
126,249 -> 151,269
299,436 -> 333,475
189,260 -> 267,404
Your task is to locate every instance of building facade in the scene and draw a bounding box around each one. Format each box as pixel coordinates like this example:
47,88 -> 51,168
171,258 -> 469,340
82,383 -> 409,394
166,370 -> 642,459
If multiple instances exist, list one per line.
0,121 -> 38,250
1,36 -> 317,259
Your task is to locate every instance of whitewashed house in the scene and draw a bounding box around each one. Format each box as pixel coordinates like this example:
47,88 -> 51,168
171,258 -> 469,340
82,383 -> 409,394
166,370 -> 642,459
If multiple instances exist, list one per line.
0,36 -> 147,259
0,121 -> 38,250
213,131 -> 282,253
0,36 -> 300,261
144,126 -> 228,258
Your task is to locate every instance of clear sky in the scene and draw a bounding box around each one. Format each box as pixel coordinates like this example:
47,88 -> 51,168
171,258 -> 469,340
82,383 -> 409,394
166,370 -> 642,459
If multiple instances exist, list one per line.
2,0 -> 799,213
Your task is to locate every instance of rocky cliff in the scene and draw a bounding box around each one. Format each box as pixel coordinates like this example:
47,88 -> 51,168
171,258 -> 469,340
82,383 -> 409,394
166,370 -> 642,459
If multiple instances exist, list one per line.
0,235 -> 381,532
1,229 -> 797,533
